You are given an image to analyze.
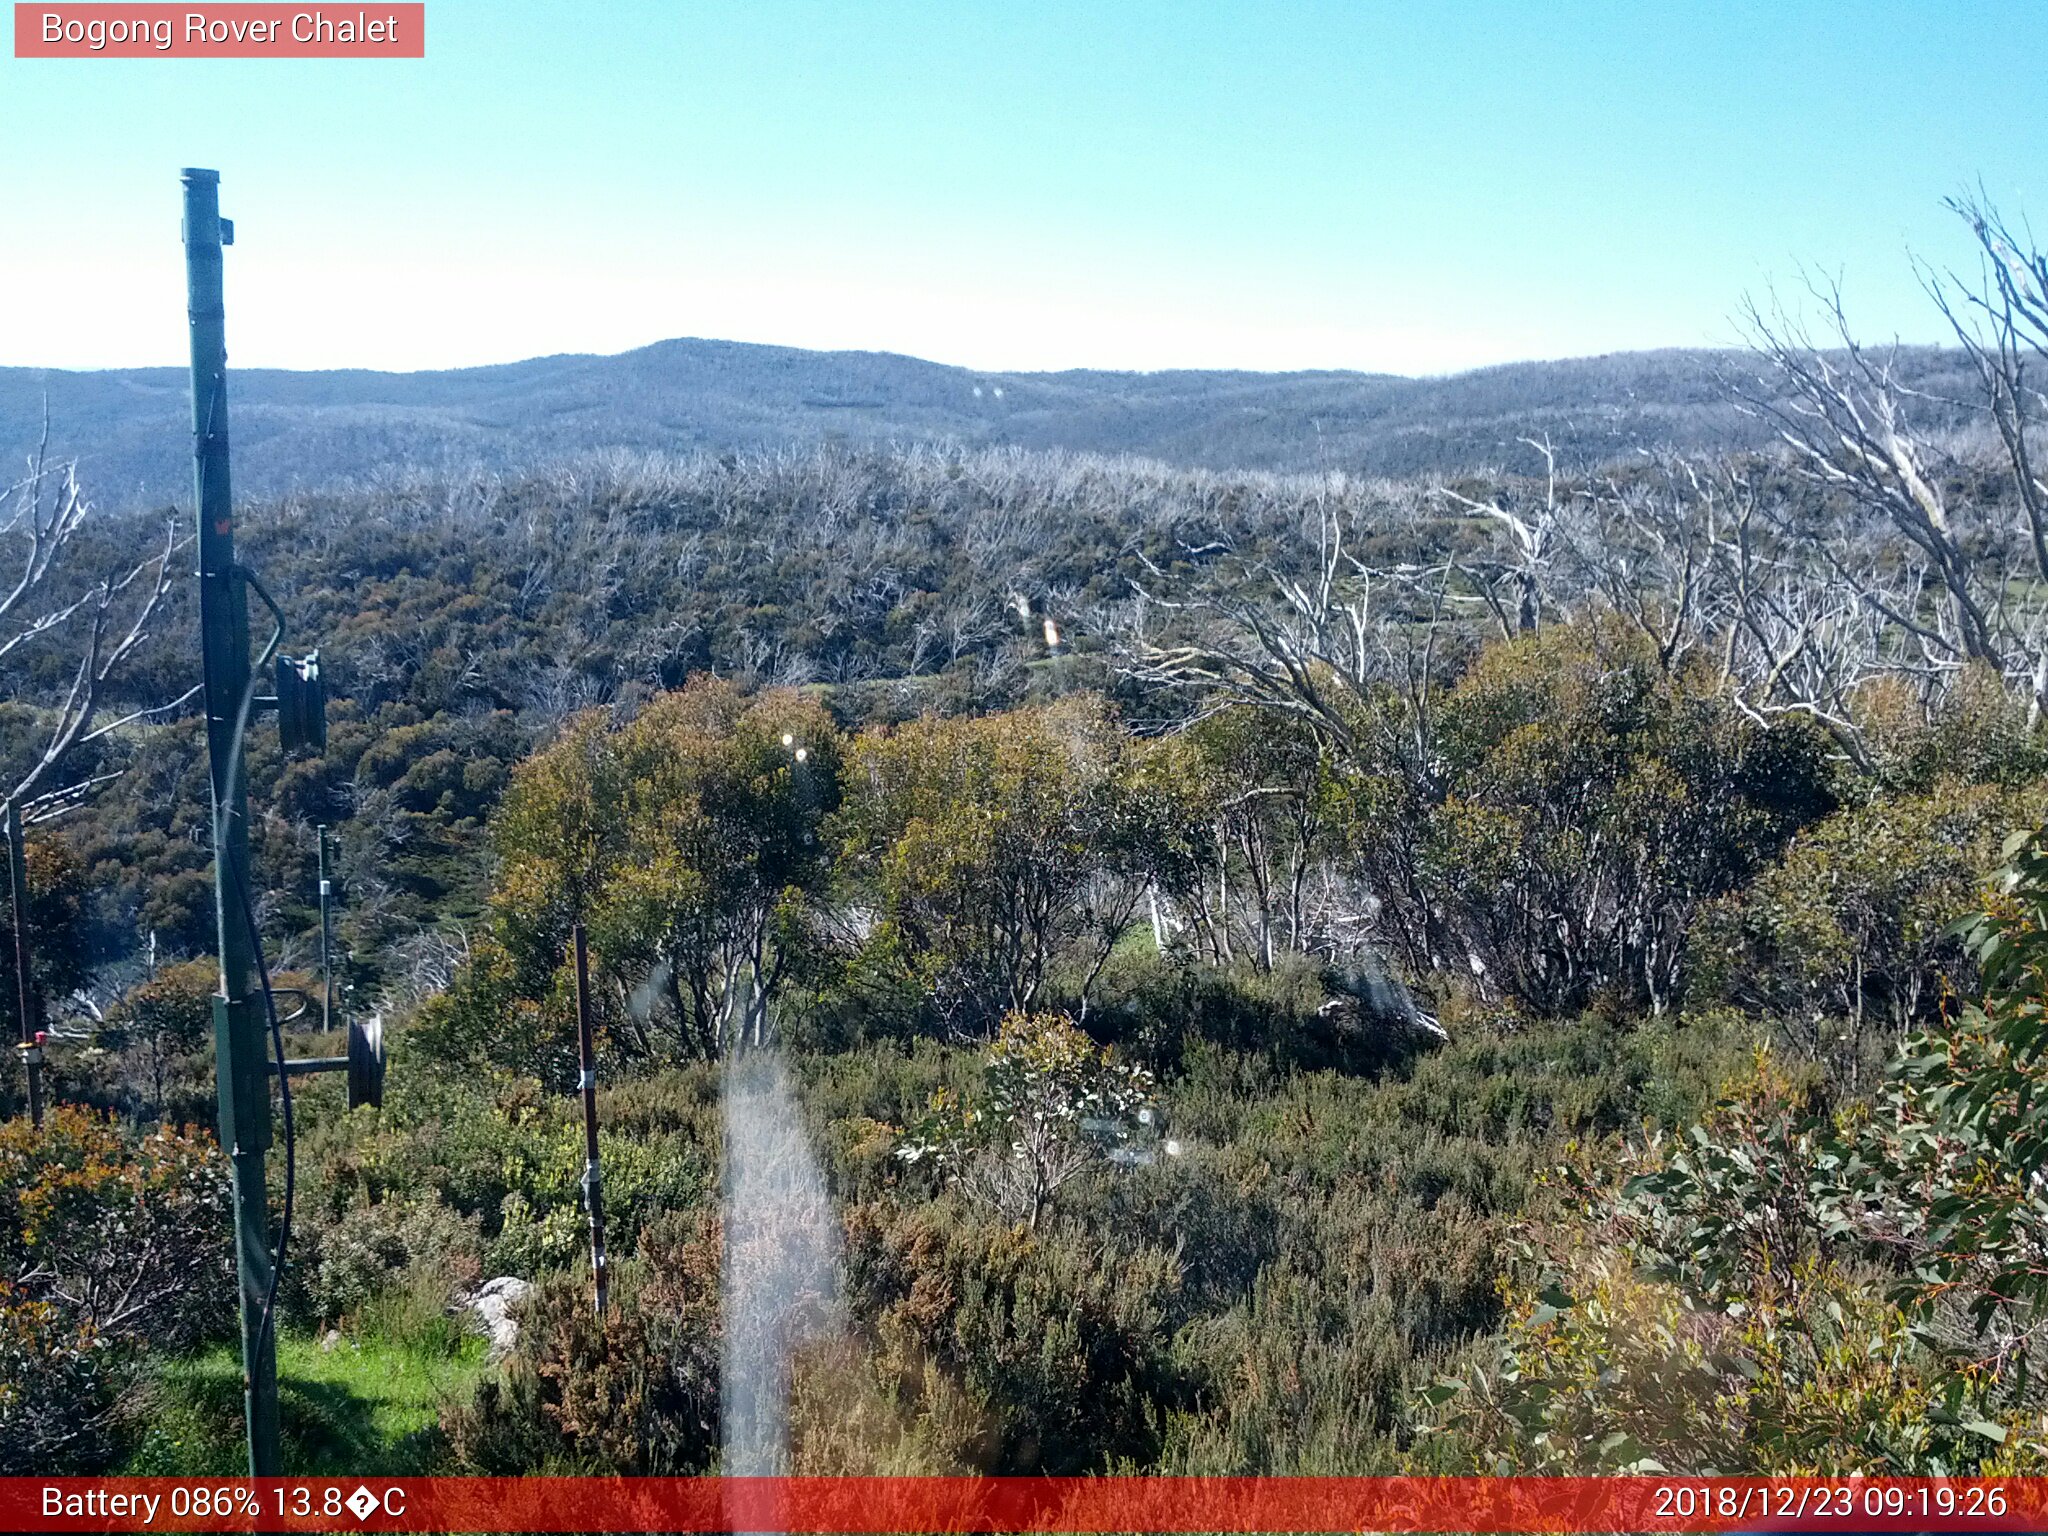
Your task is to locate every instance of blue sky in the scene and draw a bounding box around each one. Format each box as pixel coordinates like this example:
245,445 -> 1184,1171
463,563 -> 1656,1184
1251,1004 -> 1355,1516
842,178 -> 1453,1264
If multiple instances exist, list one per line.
3,1 -> 2044,374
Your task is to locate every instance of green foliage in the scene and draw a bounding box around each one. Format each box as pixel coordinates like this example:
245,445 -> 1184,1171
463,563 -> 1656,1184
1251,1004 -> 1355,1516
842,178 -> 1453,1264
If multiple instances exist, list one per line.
1130,707 -> 1342,971
447,1210 -> 721,1474
1425,1240 -> 1982,1475
0,1283 -> 126,1474
0,1108 -> 233,1349
21,428 -> 2042,1484
839,697 -> 1146,1032
898,1011 -> 1157,1230
0,835 -> 89,1106
425,677 -> 841,1075
1405,620 -> 1835,1016
1855,664 -> 2048,794
838,1002 -> 1744,1475
298,959 -> 1741,1477
1422,1055 -> 2048,1474
290,1058 -> 716,1282
88,958 -> 218,1122
0,1109 -> 233,1472
843,1198 -> 1185,1473
1692,779 -> 2046,1077
1885,828 -> 2048,1348
295,1195 -> 483,1333
1426,827 -> 2048,1475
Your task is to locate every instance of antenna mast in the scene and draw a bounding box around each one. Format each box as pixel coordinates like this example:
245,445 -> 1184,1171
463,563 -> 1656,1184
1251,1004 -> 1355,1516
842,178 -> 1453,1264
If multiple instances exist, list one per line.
184,165 -> 282,1478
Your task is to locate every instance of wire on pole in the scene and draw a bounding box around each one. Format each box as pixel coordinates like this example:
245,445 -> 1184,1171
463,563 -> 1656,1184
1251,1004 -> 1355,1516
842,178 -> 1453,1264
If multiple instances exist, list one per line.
573,922 -> 608,1318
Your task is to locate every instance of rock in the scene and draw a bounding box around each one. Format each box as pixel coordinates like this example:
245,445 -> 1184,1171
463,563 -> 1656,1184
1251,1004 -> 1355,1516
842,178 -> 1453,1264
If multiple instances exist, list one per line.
465,1275 -> 531,1360
1320,961 -> 1449,1042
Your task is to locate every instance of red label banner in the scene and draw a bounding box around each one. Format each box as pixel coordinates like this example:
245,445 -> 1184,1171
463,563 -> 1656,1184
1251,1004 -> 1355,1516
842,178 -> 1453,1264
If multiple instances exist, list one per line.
13,4 -> 424,57
3,1476 -> 2047,1533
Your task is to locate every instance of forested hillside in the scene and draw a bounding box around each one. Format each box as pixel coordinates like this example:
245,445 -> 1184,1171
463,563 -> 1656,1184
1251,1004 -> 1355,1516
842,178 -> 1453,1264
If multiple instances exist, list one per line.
4,196 -> 2048,1482
0,339 -> 1982,508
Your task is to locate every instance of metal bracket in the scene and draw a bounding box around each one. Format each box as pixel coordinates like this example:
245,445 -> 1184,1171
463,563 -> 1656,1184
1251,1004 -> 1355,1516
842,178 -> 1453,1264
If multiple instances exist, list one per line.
347,1013 -> 384,1109
275,651 -> 326,756
265,1012 -> 383,1109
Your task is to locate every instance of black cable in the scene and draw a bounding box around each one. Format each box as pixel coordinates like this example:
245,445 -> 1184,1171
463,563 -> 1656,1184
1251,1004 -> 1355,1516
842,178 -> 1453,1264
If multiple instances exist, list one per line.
216,565 -> 294,1359
234,852 -> 293,1359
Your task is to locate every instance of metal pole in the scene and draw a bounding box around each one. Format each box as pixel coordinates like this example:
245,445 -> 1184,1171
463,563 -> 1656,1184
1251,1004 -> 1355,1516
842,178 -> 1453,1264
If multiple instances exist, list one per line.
316,825 -> 333,1036
6,804 -> 44,1129
184,166 -> 279,1478
572,923 -> 608,1317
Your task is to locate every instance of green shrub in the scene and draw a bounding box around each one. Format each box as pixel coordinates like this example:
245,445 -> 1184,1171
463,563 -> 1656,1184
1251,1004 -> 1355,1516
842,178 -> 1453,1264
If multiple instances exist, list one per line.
295,1062 -> 714,1278
0,1291 -> 125,1473
1410,620 -> 1836,1017
1691,779 -> 2047,1079
843,1199 -> 1183,1473
91,958 -> 217,1123
897,1011 -> 1156,1231
837,697 -> 1148,1033
1425,832 -> 2048,1475
1090,953 -> 1418,1078
0,1109 -> 233,1472
446,1209 -> 721,1474
293,1195 -> 483,1334
1855,665 -> 2048,794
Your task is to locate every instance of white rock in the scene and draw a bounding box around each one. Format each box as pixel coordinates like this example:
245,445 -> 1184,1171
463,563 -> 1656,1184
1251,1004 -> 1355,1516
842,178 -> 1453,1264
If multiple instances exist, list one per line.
466,1276 -> 531,1360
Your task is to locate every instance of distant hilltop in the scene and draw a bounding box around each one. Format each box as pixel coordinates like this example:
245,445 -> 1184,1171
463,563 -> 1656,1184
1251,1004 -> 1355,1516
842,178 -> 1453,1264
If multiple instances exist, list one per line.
0,337 -> 1974,508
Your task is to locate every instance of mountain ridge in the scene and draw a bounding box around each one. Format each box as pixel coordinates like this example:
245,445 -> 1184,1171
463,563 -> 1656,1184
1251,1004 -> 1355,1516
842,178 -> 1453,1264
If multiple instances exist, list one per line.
0,335 -> 1970,507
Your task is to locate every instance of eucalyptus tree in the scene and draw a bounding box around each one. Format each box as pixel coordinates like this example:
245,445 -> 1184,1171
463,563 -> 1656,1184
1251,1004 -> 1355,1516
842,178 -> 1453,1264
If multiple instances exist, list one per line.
479,677 -> 841,1064
838,695 -> 1148,1033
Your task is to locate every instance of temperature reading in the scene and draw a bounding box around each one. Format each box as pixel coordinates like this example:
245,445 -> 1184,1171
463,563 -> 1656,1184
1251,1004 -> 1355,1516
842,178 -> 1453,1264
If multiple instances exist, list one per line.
272,1483 -> 409,1522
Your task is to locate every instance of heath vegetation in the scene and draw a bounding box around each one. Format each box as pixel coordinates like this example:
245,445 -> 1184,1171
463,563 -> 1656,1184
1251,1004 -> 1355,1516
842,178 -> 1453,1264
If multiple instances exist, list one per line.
2,194 -> 2047,1477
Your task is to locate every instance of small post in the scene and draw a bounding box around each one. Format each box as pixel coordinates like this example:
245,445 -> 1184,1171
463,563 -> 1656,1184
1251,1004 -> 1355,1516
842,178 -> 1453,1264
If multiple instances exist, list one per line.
6,804 -> 45,1129
316,825 -> 333,1036
572,923 -> 608,1317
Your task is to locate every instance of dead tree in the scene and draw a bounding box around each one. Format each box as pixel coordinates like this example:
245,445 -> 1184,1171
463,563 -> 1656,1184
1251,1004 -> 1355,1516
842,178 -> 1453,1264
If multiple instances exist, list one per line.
1928,192 -> 2048,721
1562,458 -> 1887,763
0,437 -> 191,825
1125,492 -> 1384,755
1737,210 -> 2048,731
1434,436 -> 1569,638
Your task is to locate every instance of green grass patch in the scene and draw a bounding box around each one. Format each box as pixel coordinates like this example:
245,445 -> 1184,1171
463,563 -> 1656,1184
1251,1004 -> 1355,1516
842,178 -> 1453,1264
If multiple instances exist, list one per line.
120,1328 -> 488,1476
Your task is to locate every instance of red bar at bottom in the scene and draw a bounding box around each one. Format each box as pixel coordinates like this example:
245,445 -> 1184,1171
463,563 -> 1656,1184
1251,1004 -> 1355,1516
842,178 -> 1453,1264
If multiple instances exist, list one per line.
7,1475 -> 2048,1534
